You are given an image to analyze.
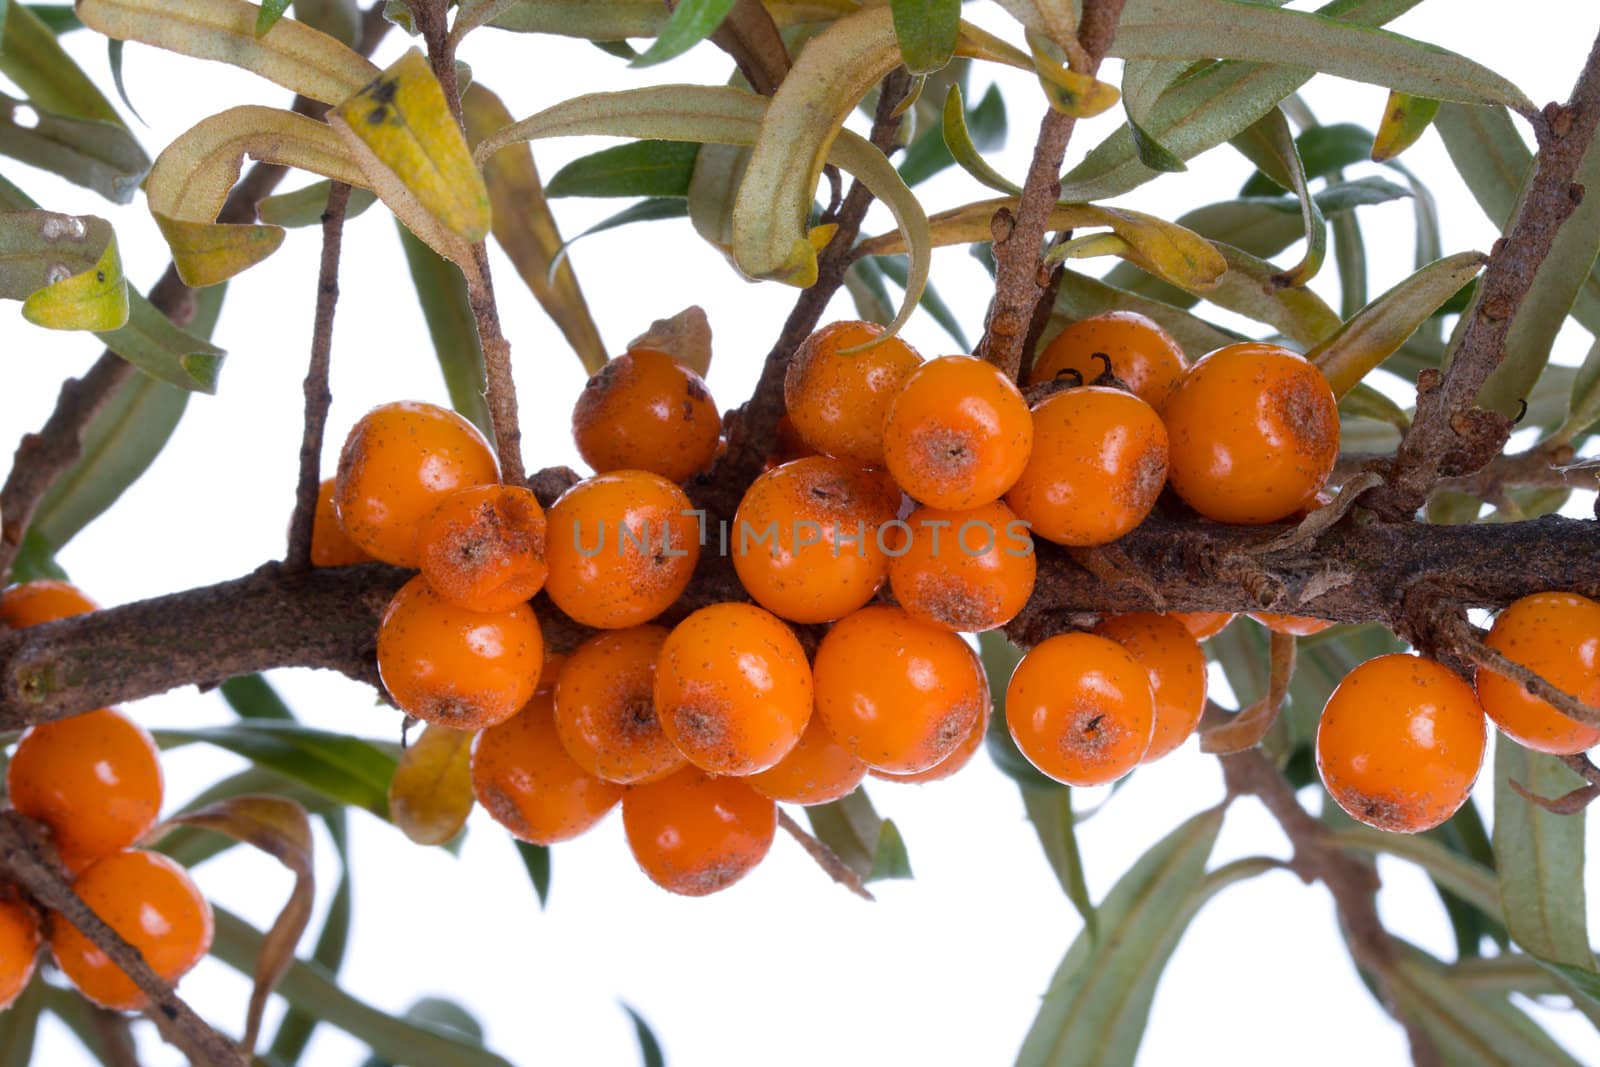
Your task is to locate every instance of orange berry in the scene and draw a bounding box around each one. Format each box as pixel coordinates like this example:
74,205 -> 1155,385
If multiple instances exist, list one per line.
0,580 -> 97,628
1094,613 -> 1208,762
747,714 -> 867,805
882,355 -> 1033,509
0,897 -> 40,1010
572,348 -> 721,483
376,575 -> 543,729
8,708 -> 163,873
543,471 -> 700,629
732,456 -> 897,624
1248,612 -> 1334,637
1028,311 -> 1189,409
310,478 -> 370,567
1162,342 -> 1339,524
1005,386 -> 1168,546
417,484 -> 548,612
1318,653 -> 1486,833
887,500 -> 1036,632
1475,592 -> 1600,755
471,688 -> 622,844
814,605 -> 988,774
1172,612 -> 1235,641
654,603 -> 813,776
1005,632 -> 1153,786
871,707 -> 987,784
784,321 -> 922,465
50,850 -> 212,1011
334,401 -> 499,567
622,767 -> 776,896
766,415 -> 816,469
554,626 -> 685,784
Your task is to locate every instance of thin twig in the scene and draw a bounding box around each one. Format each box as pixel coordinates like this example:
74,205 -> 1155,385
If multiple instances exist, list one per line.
1454,621 -> 1600,728
286,182 -> 354,571
1332,443 -> 1594,497
1201,630 -> 1297,754
1369,25 -> 1600,519
974,0 -> 1127,380
0,813 -> 244,1065
777,810 -> 875,901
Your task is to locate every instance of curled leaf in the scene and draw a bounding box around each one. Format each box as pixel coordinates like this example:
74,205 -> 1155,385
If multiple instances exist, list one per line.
943,84 -> 1020,195
1309,250 -> 1486,398
1202,243 -> 1340,344
155,795 -> 314,1053
1027,30 -> 1118,117
388,723 -> 476,847
0,210 -> 128,330
330,48 -> 490,266
77,0 -> 378,105
1372,89 -> 1440,162
1230,107 -> 1325,288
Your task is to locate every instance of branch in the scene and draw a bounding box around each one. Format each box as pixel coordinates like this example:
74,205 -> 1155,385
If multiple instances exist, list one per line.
691,68 -> 916,518
777,810 -> 874,901
1220,750 -> 1440,1067
1333,443 -> 1596,498
1368,25 -> 1600,519
974,0 -> 1127,379
286,182 -> 354,571
0,812 -> 245,1065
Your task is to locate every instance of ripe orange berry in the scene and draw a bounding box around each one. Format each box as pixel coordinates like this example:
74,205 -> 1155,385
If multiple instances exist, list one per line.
376,575 -> 543,729
1475,592 -> 1600,755
310,478 -> 370,567
1028,311 -> 1189,409
1163,342 -> 1338,524
1005,386 -> 1169,546
887,500 -> 1036,632
1005,632 -> 1153,786
882,355 -> 1033,509
732,456 -> 897,624
1248,611 -> 1334,637
8,708 -> 163,873
1318,653 -> 1486,833
654,603 -> 813,776
814,605 -> 988,774
543,471 -> 700,629
572,348 -> 721,483
1172,612 -> 1235,641
471,687 -> 622,844
871,707 -> 987,784
622,767 -> 776,896
0,580 -> 98,628
1094,613 -> 1208,763
0,897 -> 40,1011
50,850 -> 212,1011
334,401 -> 499,567
747,714 -> 867,805
417,484 -> 548,612
554,626 -> 685,784
784,320 -> 922,466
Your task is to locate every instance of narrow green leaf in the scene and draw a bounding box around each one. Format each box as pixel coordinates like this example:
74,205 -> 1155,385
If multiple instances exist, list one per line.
1127,113 -> 1187,173
8,528 -> 65,582
891,0 -> 960,75
1372,90 -> 1440,161
360,998 -> 487,1067
395,222 -> 496,444
899,80 -> 1004,187
22,5 -> 83,35
1193,243 -> 1341,345
942,83 -> 1020,195
258,180 -> 378,227
844,257 -> 894,327
1556,335 -> 1600,444
622,1003 -> 665,1067
631,0 -> 736,67
1494,741 -> 1594,970
1338,382 -> 1410,433
221,674 -> 296,721
1425,799 -> 1508,958
0,976 -> 42,1066
515,840 -> 551,908
1328,827 -> 1502,921
256,0 -> 292,35
1390,948 -> 1586,1067
1020,785 -> 1096,939
805,787 -> 910,883
96,289 -> 227,393
104,38 -> 143,125
545,139 -> 700,199
0,1 -> 124,123
1052,268 -> 1242,356
551,197 -> 690,270
1229,107 -> 1325,287
868,818 -> 913,881
294,0 -> 361,47
979,631 -> 1057,789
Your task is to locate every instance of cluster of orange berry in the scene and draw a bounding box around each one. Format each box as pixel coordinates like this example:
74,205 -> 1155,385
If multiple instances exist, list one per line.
0,581 -> 211,1012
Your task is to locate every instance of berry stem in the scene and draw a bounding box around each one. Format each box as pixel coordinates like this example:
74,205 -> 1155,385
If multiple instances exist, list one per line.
777,810 -> 875,902
286,182 -> 354,572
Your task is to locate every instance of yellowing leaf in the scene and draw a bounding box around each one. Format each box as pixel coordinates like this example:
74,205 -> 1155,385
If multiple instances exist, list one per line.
1027,31 -> 1118,118
331,49 -> 490,266
1,210 -> 129,331
461,83 -> 606,374
1372,89 -> 1441,162
388,724 -> 475,847
144,105 -> 365,285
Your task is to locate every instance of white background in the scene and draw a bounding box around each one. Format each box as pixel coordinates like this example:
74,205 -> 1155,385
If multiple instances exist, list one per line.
3,1 -> 1600,1065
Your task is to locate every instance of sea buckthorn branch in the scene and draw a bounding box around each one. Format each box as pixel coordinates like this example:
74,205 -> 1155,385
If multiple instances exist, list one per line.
1447,616 -> 1600,729
1333,443 -> 1599,499
1367,24 -> 1600,520
776,810 -> 874,901
973,0 -> 1128,381
0,811 -> 245,1065
692,68 -> 917,519
286,183 -> 355,572
1219,748 -> 1440,1067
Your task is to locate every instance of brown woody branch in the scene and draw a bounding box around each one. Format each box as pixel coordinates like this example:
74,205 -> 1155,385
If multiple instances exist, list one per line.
1334,443 -> 1597,498
1367,25 -> 1600,519
0,812 -> 244,1064
286,182 -> 354,571
975,0 -> 1127,380
777,810 -> 874,902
